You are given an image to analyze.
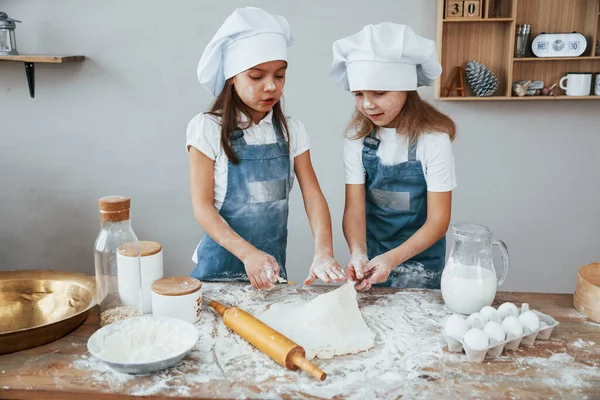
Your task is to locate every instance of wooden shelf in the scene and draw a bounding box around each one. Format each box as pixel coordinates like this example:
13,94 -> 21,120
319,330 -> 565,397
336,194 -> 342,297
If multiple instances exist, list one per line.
0,55 -> 84,63
435,0 -> 600,101
0,54 -> 85,98
438,95 -> 600,101
443,18 -> 514,22
509,95 -> 600,100
513,56 -> 600,62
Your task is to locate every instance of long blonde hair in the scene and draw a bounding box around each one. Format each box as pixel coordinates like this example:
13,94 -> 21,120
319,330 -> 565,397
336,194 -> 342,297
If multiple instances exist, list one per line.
345,91 -> 456,142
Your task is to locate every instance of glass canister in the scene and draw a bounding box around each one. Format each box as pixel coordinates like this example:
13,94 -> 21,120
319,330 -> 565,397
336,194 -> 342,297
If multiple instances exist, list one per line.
515,24 -> 531,58
94,196 -> 143,326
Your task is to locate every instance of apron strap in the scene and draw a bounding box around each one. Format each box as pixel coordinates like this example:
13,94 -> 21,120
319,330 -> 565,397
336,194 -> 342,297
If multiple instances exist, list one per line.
231,129 -> 247,145
272,114 -> 287,143
408,140 -> 417,161
363,129 -> 380,153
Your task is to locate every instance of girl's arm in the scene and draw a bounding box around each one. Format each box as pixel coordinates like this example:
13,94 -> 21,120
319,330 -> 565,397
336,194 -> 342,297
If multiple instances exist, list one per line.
293,151 -> 345,284
342,184 -> 369,281
190,147 -> 279,289
357,191 -> 452,290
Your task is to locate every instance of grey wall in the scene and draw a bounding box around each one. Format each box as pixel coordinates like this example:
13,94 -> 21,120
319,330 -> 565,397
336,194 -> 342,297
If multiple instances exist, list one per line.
1,0 -> 598,293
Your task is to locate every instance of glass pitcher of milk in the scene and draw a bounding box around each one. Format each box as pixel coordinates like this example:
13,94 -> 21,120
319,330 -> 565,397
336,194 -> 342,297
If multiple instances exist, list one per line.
441,223 -> 510,315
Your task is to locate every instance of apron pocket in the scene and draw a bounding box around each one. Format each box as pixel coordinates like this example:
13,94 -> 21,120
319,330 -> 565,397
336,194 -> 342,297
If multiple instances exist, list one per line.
370,189 -> 410,211
248,179 -> 287,203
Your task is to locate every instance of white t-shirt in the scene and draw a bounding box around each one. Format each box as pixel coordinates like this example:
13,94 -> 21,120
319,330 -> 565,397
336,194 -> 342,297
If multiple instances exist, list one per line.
344,127 -> 457,192
186,110 -> 310,210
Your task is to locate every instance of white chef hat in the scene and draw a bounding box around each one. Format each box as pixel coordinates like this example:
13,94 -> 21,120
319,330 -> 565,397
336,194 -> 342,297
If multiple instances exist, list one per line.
197,7 -> 293,96
331,23 -> 442,92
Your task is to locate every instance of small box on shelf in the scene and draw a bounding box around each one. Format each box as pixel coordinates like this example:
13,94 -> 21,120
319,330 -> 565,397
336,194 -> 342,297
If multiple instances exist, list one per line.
445,1 -> 464,19
464,1 -> 481,18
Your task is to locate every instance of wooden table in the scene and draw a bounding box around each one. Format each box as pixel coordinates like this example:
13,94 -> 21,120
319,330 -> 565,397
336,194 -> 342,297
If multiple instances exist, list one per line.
1,285 -> 599,399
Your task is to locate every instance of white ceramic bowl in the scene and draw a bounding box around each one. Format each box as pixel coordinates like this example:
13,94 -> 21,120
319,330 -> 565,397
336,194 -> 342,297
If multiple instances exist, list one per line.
87,316 -> 198,374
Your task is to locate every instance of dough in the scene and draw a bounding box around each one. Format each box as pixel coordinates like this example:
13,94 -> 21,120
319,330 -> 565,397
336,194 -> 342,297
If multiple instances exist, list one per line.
259,282 -> 375,360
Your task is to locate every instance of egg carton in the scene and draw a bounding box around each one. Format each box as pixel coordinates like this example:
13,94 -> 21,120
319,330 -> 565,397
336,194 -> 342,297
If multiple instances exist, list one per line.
442,304 -> 560,363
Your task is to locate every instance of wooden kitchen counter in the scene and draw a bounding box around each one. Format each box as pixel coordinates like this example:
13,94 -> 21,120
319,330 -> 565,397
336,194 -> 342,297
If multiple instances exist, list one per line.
0,284 -> 599,399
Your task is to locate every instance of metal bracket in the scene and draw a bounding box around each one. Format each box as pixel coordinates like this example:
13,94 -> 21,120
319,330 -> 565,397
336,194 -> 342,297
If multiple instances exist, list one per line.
23,62 -> 35,98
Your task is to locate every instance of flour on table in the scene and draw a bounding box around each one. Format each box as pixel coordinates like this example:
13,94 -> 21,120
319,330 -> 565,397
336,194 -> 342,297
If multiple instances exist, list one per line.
258,282 -> 376,360
70,283 -> 600,399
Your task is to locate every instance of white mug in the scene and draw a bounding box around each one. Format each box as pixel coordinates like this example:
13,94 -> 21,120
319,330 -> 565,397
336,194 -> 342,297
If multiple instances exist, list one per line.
560,73 -> 592,96
594,74 -> 600,96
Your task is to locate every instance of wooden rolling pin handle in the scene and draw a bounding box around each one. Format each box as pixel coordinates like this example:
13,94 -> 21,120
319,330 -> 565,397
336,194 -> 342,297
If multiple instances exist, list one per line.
210,300 -> 227,316
289,352 -> 327,381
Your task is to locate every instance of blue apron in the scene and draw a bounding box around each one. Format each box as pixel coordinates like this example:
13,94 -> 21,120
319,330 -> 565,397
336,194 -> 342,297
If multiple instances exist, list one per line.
363,131 -> 445,289
191,117 -> 290,281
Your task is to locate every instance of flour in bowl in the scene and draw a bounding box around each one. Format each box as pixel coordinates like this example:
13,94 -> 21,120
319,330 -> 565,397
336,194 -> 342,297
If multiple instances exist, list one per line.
94,317 -> 196,363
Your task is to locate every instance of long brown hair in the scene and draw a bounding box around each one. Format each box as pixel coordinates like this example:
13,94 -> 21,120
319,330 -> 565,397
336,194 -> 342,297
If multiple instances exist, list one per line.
345,91 -> 456,143
206,79 -> 290,164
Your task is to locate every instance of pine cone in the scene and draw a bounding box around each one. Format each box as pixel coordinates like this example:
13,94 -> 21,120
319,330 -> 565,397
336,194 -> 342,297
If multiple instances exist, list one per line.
465,61 -> 500,97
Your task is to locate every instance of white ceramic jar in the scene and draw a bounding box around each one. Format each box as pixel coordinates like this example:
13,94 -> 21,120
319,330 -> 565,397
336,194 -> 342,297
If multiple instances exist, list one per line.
151,276 -> 202,323
117,241 -> 164,314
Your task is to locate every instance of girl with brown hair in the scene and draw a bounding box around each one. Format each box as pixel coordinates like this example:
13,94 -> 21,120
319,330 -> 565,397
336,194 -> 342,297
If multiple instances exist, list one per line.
187,7 -> 344,289
331,23 -> 457,290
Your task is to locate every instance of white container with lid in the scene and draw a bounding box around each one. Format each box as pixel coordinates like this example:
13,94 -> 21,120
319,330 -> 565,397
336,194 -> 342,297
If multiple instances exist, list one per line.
117,241 -> 164,314
151,276 -> 202,323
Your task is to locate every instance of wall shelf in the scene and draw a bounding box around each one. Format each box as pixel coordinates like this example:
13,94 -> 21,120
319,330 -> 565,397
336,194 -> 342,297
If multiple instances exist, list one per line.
435,0 -> 600,101
443,18 -> 514,22
513,56 -> 600,62
437,95 -> 600,101
0,54 -> 85,98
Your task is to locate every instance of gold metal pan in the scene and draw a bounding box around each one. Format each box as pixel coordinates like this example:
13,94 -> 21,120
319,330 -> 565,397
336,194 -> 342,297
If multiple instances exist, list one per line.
0,269 -> 96,354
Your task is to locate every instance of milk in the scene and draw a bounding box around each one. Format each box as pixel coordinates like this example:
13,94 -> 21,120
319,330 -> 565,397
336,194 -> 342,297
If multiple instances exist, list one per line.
441,264 -> 497,315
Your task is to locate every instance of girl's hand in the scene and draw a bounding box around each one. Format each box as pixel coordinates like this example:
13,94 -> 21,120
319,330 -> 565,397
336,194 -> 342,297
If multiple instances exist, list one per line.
243,249 -> 280,290
346,252 -> 369,281
355,252 -> 395,291
304,255 -> 346,285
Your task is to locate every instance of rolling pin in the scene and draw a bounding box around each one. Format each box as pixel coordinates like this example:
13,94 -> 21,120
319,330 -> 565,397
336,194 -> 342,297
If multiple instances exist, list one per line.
209,300 -> 326,381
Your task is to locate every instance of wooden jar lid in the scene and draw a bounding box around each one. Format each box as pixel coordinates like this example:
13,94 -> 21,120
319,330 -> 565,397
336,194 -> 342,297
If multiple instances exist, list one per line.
98,196 -> 131,222
99,196 -> 130,212
152,276 -> 202,296
118,241 -> 163,257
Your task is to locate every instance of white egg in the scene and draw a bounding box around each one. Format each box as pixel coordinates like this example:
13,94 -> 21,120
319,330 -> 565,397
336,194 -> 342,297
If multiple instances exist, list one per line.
444,314 -> 469,341
498,302 -> 519,319
464,328 -> 490,350
480,306 -> 501,323
519,311 -> 540,331
483,321 -> 506,342
501,315 -> 524,337
466,312 -> 488,329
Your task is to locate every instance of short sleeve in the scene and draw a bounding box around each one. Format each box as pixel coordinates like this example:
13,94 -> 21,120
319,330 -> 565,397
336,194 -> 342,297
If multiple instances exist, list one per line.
344,135 -> 366,184
287,117 -> 310,158
186,113 -> 222,160
421,133 -> 457,192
